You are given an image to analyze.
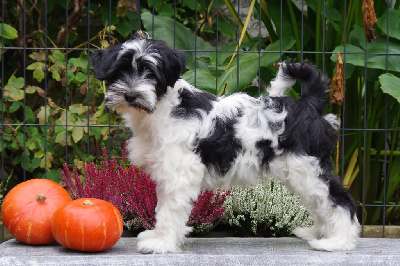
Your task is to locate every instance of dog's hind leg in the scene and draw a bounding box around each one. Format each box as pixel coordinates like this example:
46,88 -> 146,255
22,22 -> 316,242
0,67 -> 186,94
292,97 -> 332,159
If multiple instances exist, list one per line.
136,156 -> 204,254
270,154 -> 360,251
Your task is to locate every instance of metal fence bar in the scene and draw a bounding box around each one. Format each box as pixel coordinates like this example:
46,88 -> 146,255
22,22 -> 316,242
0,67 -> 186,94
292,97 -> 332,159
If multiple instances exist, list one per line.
64,0 -> 69,169
22,0 -> 27,183
43,0 -> 49,177
87,0 -> 91,157
382,1 -> 391,238
341,0 -> 350,234
1,0 -> 5,243
216,0 -> 219,96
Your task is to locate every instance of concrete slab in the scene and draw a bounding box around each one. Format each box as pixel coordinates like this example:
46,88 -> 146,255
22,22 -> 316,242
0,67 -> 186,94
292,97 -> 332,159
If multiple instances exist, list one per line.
0,237 -> 399,265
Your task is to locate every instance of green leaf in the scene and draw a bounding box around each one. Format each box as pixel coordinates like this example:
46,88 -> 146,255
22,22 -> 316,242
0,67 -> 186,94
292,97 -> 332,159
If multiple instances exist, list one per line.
52,70 -> 61,81
67,71 -> 75,85
72,126 -> 84,143
4,76 -> 25,101
116,18 -> 133,38
40,157 -> 52,170
58,110 -> 75,130
69,104 -> 87,114
74,72 -> 88,83
37,106 -> 48,124
331,26 -> 400,72
209,42 -> 256,67
305,0 -> 342,22
29,51 -> 46,61
101,126 -> 110,140
182,69 -> 217,94
55,131 -> 67,143
217,37 -> 295,95
260,37 -> 296,67
379,73 -> 400,103
13,153 -> 22,165
158,5 -> 174,17
9,101 -> 23,113
34,150 -> 45,158
141,12 -> 214,68
31,30 -> 45,40
25,106 -> 36,124
25,158 -> 41,173
147,0 -> 164,11
75,55 -> 89,69
49,50 -> 65,64
217,53 -> 260,95
6,76 -> 24,89
182,0 -> 198,10
27,62 -> 45,82
217,16 -> 237,39
26,85 -> 40,94
90,127 -> 101,140
0,23 -> 18,39
45,169 -> 63,183
325,7 -> 342,22
377,9 -> 400,41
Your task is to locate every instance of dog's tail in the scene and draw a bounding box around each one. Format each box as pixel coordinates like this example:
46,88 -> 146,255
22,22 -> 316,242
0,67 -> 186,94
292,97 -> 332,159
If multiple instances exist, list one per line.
268,60 -> 330,114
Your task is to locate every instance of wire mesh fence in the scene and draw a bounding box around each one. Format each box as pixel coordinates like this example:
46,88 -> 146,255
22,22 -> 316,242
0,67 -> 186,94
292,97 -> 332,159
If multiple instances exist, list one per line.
1,0 -> 400,241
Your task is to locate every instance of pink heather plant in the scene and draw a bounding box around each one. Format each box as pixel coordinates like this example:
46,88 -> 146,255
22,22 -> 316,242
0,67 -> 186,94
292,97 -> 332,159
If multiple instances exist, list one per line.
61,144 -> 230,234
188,189 -> 231,234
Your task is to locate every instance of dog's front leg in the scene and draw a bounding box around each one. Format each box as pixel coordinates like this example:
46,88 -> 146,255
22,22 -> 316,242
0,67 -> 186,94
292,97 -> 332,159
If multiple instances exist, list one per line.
137,168 -> 203,254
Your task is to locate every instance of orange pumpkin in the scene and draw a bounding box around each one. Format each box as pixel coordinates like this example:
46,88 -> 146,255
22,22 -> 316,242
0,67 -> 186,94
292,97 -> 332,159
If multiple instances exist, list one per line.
1,179 -> 72,244
51,198 -> 123,252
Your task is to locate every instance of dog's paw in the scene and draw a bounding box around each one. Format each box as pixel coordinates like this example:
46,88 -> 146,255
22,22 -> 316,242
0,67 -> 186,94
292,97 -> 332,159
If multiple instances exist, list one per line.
293,226 -> 319,241
137,230 -> 181,254
308,238 -> 356,251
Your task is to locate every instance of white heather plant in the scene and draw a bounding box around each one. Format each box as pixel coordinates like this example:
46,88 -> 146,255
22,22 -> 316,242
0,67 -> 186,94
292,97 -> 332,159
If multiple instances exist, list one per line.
223,178 -> 313,237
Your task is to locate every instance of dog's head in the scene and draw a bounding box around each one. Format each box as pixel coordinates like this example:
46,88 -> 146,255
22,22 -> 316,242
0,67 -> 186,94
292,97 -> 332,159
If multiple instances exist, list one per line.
91,33 -> 186,113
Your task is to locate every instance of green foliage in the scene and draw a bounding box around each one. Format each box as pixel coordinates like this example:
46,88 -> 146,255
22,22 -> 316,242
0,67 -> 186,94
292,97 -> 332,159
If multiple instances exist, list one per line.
379,73 -> 400,103
0,23 -> 18,40
330,25 -> 400,72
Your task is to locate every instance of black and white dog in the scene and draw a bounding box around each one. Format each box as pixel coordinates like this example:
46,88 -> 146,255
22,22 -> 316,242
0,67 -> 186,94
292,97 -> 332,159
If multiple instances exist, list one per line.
92,33 -> 360,254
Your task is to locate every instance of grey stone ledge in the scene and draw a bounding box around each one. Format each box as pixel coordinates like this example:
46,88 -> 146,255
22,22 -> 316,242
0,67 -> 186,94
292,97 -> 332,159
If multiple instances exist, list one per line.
1,237 -> 399,266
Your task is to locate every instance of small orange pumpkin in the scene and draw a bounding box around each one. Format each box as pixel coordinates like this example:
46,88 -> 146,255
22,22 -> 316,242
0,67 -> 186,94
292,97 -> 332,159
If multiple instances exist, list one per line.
1,179 -> 72,244
51,198 -> 123,252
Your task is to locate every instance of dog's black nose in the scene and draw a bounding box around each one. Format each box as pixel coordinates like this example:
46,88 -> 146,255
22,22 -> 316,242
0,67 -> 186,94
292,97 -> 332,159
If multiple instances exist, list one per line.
124,93 -> 137,103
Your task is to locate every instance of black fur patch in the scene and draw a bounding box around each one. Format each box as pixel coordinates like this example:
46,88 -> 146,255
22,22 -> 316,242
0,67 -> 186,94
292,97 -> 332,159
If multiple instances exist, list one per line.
172,88 -> 217,119
195,117 -> 242,176
91,43 -> 124,81
255,139 -> 275,166
277,97 -> 337,163
319,170 -> 357,219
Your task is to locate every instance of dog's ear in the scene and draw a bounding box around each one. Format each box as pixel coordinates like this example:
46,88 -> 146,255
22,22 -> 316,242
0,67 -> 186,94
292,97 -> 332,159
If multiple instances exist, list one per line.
91,43 -> 123,80
150,40 -> 186,88
162,48 -> 186,87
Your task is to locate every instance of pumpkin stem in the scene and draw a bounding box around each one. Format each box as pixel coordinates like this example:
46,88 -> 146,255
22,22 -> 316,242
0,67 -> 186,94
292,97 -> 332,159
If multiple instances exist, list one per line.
36,194 -> 46,203
83,199 -> 93,206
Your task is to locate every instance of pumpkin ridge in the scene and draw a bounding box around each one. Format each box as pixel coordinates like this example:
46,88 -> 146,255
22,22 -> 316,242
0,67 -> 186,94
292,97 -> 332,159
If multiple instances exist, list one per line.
26,223 -> 32,244
113,208 -> 123,236
100,222 -> 107,251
